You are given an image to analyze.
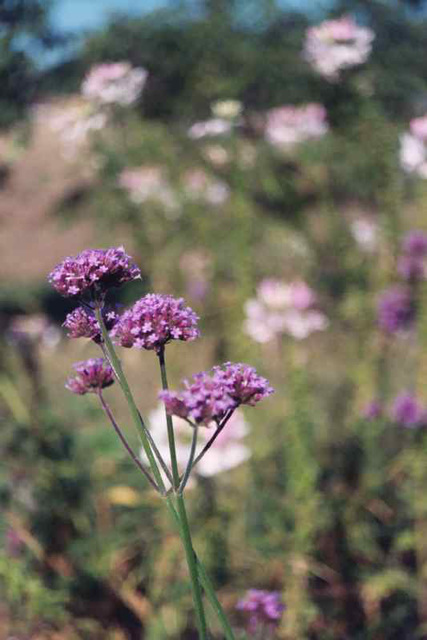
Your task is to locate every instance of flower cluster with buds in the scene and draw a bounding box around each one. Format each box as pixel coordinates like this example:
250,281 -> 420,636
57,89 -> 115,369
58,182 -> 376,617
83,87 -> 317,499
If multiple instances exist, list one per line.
264,104 -> 329,149
111,294 -> 200,353
237,589 -> 286,635
82,62 -> 148,107
160,363 -> 273,427
66,358 -> 114,395
63,306 -> 119,343
48,246 -> 140,298
303,15 -> 375,81
244,278 -> 328,343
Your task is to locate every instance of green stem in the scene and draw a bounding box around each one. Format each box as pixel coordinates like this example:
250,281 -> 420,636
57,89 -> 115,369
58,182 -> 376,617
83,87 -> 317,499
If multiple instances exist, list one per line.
95,307 -> 166,494
179,425 -> 198,493
158,348 -> 180,489
176,493 -> 208,639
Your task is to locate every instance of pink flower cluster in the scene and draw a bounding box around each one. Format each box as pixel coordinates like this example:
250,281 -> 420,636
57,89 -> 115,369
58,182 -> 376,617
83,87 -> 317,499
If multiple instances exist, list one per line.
82,62 -> 147,106
160,363 -> 273,427
183,169 -> 230,206
63,306 -> 119,343
66,358 -> 114,395
244,279 -> 328,342
264,104 -> 328,149
118,166 -> 178,212
398,230 -> 427,281
111,294 -> 200,353
400,116 -> 427,178
303,15 -> 375,81
48,246 -> 141,298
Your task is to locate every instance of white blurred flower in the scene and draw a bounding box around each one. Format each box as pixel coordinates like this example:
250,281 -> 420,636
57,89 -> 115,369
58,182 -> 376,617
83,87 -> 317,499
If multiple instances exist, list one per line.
244,278 -> 328,343
47,103 -> 107,160
264,104 -> 328,149
188,118 -> 233,139
143,405 -> 251,487
350,218 -> 378,252
82,62 -> 147,106
203,144 -> 230,166
183,169 -> 230,205
400,120 -> 427,179
211,100 -> 242,120
303,15 -> 375,81
118,166 -> 179,214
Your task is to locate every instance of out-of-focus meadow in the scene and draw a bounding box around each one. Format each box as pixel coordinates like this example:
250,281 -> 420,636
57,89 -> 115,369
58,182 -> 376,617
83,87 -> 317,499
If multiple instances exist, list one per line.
3,0 -> 427,637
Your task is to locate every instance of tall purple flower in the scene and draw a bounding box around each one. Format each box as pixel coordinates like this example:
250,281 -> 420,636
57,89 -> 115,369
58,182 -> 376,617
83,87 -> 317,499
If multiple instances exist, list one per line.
160,363 -> 273,427
66,358 -> 114,395
237,589 -> 285,635
391,392 -> 426,428
111,294 -> 199,353
362,400 -> 383,421
398,230 -> 427,281
63,306 -> 119,343
377,286 -> 414,334
48,246 -> 140,298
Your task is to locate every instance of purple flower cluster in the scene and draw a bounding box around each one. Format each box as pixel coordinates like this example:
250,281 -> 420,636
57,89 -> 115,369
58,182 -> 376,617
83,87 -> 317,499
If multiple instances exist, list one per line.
63,306 -> 119,343
160,363 -> 273,426
237,589 -> 285,634
48,246 -> 140,298
111,294 -> 199,353
66,358 -> 114,395
377,286 -> 414,334
398,230 -> 427,281
362,393 -> 427,428
392,393 -> 426,428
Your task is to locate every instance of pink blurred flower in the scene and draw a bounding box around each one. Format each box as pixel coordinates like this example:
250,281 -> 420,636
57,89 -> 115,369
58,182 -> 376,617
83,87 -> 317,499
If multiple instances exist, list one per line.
82,62 -> 147,106
183,169 -> 230,206
118,166 -> 178,213
244,278 -> 328,343
188,118 -> 233,139
264,104 -> 328,149
303,15 -> 375,81
400,117 -> 427,178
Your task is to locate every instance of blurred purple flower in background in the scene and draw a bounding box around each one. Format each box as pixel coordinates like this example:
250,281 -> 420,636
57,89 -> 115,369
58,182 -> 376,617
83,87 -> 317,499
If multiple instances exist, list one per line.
65,358 -> 114,395
237,589 -> 285,635
377,286 -> 414,334
391,393 -> 426,428
362,400 -> 383,420
398,230 -> 427,281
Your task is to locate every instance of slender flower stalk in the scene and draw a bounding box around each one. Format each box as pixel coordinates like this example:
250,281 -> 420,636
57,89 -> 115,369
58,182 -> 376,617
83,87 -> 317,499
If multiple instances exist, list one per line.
95,306 -> 167,495
190,411 -> 233,473
97,390 -> 159,492
158,348 -> 181,489
179,424 -> 199,493
157,347 -> 208,637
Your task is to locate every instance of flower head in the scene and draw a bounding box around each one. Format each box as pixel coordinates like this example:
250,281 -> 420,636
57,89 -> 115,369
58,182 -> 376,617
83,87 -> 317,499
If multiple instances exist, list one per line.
111,294 -> 199,353
303,15 -> 375,81
237,589 -> 285,634
264,104 -> 328,149
65,358 -> 114,395
377,286 -> 414,334
63,306 -> 119,343
48,246 -> 140,298
362,400 -> 383,420
160,363 -> 273,427
82,62 -> 147,106
397,230 -> 427,281
391,392 -> 426,428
